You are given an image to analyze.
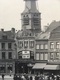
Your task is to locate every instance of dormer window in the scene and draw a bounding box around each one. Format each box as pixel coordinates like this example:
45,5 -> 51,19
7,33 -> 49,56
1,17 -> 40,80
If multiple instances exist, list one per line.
2,35 -> 7,39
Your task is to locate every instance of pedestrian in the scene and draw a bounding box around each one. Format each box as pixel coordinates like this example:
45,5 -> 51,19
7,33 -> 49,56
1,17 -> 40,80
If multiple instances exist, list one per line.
13,74 -> 17,80
30,75 -> 32,80
2,74 -> 4,80
35,73 -> 39,80
57,75 -> 59,80
51,73 -> 54,80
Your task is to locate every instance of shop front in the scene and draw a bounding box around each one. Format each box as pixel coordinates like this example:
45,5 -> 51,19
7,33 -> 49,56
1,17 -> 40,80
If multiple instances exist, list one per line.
0,60 -> 15,75
32,63 -> 60,75
32,63 -> 46,74
15,60 -> 34,74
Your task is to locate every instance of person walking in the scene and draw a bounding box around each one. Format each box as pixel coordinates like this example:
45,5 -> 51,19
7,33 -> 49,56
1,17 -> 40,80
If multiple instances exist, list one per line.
2,74 -> 4,80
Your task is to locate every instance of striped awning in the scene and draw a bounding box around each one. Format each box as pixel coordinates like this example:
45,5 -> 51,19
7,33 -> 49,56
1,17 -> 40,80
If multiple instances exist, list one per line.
44,65 -> 59,70
32,63 -> 46,69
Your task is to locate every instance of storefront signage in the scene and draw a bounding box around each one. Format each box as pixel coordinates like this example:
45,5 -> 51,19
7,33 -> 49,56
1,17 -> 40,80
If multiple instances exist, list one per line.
22,51 -> 30,59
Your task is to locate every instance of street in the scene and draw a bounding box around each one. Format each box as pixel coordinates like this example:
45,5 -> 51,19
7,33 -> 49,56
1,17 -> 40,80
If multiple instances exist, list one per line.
0,75 -> 13,80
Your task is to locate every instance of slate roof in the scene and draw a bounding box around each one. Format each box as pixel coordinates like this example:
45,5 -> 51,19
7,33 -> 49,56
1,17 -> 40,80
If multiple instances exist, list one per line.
49,26 -> 60,39
46,21 -> 60,33
0,30 -> 15,41
36,32 -> 50,40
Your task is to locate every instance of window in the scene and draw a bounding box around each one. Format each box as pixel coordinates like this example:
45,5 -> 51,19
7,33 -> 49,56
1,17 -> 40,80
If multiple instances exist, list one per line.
23,17 -> 29,25
44,44 -> 48,49
24,41 -> 28,48
33,18 -> 40,26
50,53 -> 54,59
50,42 -> 54,49
18,41 -> 23,48
1,43 -> 5,49
40,53 -> 44,60
2,52 -> 5,59
36,53 -> 39,60
40,44 -> 44,49
36,44 -> 39,49
2,35 -> 7,39
56,53 -> 59,59
56,42 -> 60,49
8,43 -> 12,49
18,51 -> 22,59
7,65 -> 13,73
30,51 -> 34,59
0,65 -> 5,73
8,52 -> 12,59
29,41 -> 34,48
44,53 -> 48,60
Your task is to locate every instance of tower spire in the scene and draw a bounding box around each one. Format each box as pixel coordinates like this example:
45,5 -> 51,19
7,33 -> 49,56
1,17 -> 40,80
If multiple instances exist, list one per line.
21,0 -> 41,33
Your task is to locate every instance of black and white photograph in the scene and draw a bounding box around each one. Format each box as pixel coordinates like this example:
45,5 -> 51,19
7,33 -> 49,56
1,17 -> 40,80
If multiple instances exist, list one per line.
0,0 -> 60,80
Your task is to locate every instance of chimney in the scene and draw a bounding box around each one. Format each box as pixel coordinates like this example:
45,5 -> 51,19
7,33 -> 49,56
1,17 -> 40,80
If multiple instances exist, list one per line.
11,28 -> 15,33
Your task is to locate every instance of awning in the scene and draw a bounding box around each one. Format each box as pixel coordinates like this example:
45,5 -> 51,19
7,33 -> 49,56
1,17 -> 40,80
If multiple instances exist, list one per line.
32,63 -> 46,69
44,65 -> 59,70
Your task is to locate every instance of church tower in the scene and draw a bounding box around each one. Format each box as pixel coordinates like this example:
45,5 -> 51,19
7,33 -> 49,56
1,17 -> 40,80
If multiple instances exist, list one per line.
21,0 -> 41,33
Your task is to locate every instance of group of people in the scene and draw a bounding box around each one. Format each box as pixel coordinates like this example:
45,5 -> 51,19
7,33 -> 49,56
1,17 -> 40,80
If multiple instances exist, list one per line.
13,73 -> 44,80
47,73 -> 60,80
13,73 -> 60,80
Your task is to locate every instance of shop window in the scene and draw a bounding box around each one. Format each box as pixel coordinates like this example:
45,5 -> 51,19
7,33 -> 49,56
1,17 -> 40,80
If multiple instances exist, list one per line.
8,43 -> 12,49
1,43 -> 5,49
2,52 -> 6,59
56,42 -> 60,49
50,42 -> 54,49
8,52 -> 12,59
0,65 -> 5,73
7,65 -> 13,73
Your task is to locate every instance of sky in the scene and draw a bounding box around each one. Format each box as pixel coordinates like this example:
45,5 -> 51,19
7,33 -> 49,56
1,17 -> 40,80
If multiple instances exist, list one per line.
0,0 -> 60,31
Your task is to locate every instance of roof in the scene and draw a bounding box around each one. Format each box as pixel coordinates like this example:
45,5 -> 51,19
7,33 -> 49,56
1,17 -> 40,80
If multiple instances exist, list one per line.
49,26 -> 60,39
0,30 -> 15,40
46,20 -> 60,33
36,32 -> 50,40
16,29 -> 35,38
